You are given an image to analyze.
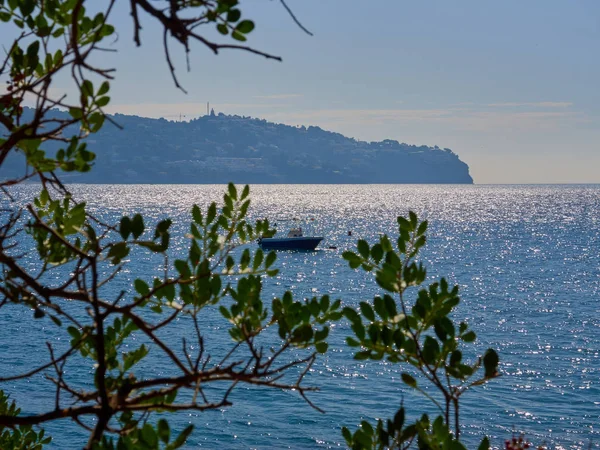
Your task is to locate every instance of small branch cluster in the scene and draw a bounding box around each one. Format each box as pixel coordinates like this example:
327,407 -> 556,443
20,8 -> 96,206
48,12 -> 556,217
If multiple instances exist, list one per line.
0,3 -> 324,447
0,179 -> 341,448
340,212 -> 500,449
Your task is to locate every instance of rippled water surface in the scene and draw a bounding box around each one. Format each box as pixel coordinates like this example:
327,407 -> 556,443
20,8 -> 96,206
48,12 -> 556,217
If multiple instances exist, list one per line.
2,184 -> 599,449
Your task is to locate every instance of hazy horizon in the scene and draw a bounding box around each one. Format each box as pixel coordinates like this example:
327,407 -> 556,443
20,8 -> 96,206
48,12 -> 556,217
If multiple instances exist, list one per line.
100,108 -> 600,185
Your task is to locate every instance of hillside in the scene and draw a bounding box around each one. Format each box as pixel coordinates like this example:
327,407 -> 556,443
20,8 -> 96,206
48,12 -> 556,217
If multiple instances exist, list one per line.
2,109 -> 473,184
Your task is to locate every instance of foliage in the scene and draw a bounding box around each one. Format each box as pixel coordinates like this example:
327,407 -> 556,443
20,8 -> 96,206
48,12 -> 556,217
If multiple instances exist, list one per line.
1,175 -> 343,449
0,1 -> 506,449
340,212 -> 499,449
0,0 -> 336,448
0,392 -> 51,450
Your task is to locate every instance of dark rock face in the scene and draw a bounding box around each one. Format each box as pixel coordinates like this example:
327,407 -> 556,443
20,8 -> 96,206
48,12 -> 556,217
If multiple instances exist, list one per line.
2,110 -> 473,184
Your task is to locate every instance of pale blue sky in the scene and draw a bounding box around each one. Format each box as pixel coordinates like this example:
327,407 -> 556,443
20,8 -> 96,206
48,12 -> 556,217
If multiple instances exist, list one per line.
24,1 -> 600,182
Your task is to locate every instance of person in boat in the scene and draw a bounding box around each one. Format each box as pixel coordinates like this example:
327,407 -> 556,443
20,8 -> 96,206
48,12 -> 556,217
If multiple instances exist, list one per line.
287,227 -> 303,238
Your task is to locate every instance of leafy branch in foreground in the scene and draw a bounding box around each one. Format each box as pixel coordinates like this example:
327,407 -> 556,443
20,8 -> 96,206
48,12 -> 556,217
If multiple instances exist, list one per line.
0,0 -> 538,448
0,1 -> 322,447
341,212 -> 500,449
1,183 -> 342,449
0,391 -> 50,450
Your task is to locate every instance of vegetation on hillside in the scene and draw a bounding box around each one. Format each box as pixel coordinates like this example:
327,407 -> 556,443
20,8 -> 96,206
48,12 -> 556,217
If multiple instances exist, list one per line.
1,108 -> 473,184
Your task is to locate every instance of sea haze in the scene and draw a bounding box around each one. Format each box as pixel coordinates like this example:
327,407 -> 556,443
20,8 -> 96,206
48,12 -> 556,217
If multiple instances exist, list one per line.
2,184 -> 599,449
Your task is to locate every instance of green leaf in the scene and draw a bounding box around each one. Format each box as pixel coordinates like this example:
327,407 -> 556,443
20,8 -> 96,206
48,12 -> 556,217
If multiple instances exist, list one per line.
265,251 -> 276,268
165,283 -> 176,302
227,182 -> 237,200
346,337 -> 360,347
462,330 -> 476,342
235,19 -> 254,33
140,423 -> 157,447
82,79 -> 94,98
352,321 -> 365,340
368,325 -> 381,345
341,427 -> 352,444
241,184 -> 250,199
373,296 -> 387,320
477,436 -> 490,450
157,419 -> 170,444
155,218 -> 172,239
393,406 -> 405,430
361,421 -> 374,436
19,0 -> 35,17
422,335 -> 440,364
448,441 -> 468,450
354,429 -> 371,447
227,8 -> 241,22
483,349 -> 499,378
69,107 -> 83,120
131,214 -> 144,239
217,23 -> 228,34
354,351 -> 370,360
219,305 -> 231,319
342,251 -> 361,269
97,81 -> 109,96
175,259 -> 191,278
96,96 -> 110,108
397,216 -> 411,232
231,29 -> 246,41
26,40 -> 39,66
315,341 -> 328,353
134,279 -> 150,296
314,327 -> 329,341
206,203 -> 217,224
67,326 -> 80,341
401,373 -> 417,388
123,344 -> 149,372
171,424 -> 194,448
119,216 -> 131,240
359,302 -> 375,322
192,204 -> 202,224
240,248 -> 250,270
107,242 -> 129,264
449,350 -> 462,367
357,239 -> 370,259
371,243 -> 383,262
383,295 -> 397,317
343,307 -> 359,322
408,211 -> 418,229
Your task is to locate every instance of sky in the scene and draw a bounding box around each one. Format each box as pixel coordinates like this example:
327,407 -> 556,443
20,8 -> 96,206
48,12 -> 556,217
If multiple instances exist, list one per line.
13,1 -> 600,183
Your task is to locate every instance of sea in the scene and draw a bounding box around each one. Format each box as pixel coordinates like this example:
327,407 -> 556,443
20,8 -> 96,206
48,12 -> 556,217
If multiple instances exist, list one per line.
1,184 -> 599,449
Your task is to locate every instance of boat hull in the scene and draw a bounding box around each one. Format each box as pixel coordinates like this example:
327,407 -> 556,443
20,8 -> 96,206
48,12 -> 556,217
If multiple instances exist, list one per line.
258,236 -> 324,251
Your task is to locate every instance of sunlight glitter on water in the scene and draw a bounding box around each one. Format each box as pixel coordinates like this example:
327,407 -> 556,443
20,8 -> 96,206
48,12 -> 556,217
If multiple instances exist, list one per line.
3,184 -> 600,449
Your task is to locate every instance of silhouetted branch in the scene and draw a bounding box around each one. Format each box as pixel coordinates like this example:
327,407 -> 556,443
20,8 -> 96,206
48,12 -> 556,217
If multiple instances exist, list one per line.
279,0 -> 313,36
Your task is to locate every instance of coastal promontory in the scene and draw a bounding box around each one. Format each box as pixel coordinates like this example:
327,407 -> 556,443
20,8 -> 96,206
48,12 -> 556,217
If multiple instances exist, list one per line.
2,110 -> 473,184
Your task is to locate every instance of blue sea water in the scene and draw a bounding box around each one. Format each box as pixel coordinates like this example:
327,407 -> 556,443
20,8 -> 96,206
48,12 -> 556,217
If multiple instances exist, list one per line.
1,184 -> 599,449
